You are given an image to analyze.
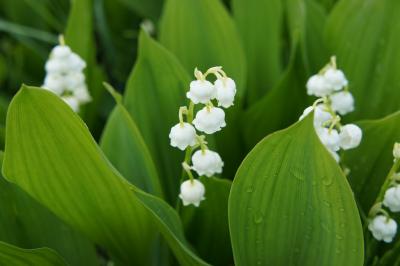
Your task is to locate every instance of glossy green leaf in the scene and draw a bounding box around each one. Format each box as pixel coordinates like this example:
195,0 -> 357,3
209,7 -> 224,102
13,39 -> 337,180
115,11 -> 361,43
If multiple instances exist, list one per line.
0,241 -> 67,266
325,0 -> 400,120
100,102 -> 163,197
124,31 -> 189,202
342,112 -> 400,212
159,0 -> 246,98
182,177 -> 233,266
232,0 -> 283,103
2,86 -> 209,265
229,114 -> 364,265
0,151 -> 98,266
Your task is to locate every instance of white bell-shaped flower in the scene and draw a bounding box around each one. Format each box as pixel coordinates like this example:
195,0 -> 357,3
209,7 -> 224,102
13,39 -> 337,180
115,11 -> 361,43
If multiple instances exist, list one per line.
368,215 -> 397,243
186,80 -> 215,104
314,104 -> 333,127
316,127 -> 340,152
383,186 -> 400,212
324,68 -> 348,91
330,91 -> 354,115
393,143 -> 400,159
179,179 -> 205,207
51,45 -> 72,58
191,149 -> 223,177
66,53 -> 86,72
306,75 -> 332,97
339,124 -> 362,150
64,72 -> 85,89
62,96 -> 80,112
193,106 -> 226,134
73,86 -> 92,104
169,122 -> 197,150
43,74 -> 65,95
45,59 -> 65,74
214,77 -> 236,108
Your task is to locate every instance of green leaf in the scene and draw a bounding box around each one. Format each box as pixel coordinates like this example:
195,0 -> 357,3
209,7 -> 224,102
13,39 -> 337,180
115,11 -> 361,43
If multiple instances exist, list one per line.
229,114 -> 364,265
182,177 -> 233,265
124,31 -> 189,202
232,0 -> 283,103
116,0 -> 163,20
325,0 -> 400,120
0,151 -> 98,266
159,0 -> 246,98
342,112 -> 400,212
241,46 -> 308,150
0,241 -> 67,266
100,102 -> 163,197
2,86 -> 209,265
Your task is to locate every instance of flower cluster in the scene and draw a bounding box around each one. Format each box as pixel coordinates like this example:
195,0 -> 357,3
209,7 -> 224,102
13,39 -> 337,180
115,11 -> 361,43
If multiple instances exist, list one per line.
169,66 -> 236,207
368,143 -> 400,243
42,36 -> 91,112
300,56 -> 362,162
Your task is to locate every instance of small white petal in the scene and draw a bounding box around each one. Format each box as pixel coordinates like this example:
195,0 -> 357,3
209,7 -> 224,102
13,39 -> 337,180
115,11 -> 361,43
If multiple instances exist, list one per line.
191,149 -> 224,177
214,78 -> 236,108
64,72 -> 85,90
306,75 -> 333,97
339,124 -> 362,150
324,68 -> 348,91
62,96 -> 80,112
316,127 -> 340,152
179,179 -> 205,207
43,74 -> 65,95
314,104 -> 333,127
193,106 -> 226,134
169,123 -> 197,150
368,215 -> 397,243
330,91 -> 354,115
51,45 -> 72,58
383,186 -> 400,212
186,80 -> 215,104
73,86 -> 92,104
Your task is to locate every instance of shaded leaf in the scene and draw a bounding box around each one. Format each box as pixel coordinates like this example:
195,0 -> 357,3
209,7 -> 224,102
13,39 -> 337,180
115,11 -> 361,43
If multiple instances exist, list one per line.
229,114 -> 364,265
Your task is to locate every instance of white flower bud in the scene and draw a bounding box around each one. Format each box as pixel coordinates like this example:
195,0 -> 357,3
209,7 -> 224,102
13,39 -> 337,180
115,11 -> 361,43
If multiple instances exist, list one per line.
368,215 -> 397,243
64,72 -> 85,90
186,80 -> 215,104
51,45 -> 71,58
191,149 -> 223,177
314,104 -> 333,127
393,143 -> 400,159
299,106 -> 313,121
316,127 -> 340,152
169,123 -> 197,150
214,77 -> 236,108
43,74 -> 65,95
45,59 -> 64,74
330,91 -> 354,115
306,75 -> 332,97
73,86 -> 92,104
62,96 -> 80,112
66,53 -> 86,72
324,68 -> 348,91
339,124 -> 362,150
179,179 -> 205,207
193,106 -> 226,134
383,186 -> 400,212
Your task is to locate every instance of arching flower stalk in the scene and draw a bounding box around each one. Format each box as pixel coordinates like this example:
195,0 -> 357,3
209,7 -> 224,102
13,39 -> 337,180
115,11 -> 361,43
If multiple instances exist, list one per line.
169,66 -> 236,207
367,143 -> 400,243
42,35 -> 91,112
300,56 -> 362,163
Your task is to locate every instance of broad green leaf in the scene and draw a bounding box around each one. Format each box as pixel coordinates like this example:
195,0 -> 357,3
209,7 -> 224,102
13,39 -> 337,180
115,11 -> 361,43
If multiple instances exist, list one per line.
0,241 -> 67,266
325,0 -> 400,120
159,0 -> 246,98
229,114 -> 364,265
100,102 -> 163,197
182,177 -> 233,266
232,0 -> 283,103
2,86 -> 209,265
124,31 -> 189,202
0,151 -> 98,266
65,0 -> 105,130
242,46 -> 308,150
116,0 -> 163,21
342,112 -> 400,212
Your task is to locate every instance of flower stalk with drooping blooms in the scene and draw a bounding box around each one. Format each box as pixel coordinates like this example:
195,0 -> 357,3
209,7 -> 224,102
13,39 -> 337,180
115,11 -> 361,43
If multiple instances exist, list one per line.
169,66 -> 236,207
300,56 -> 362,162
42,35 -> 91,112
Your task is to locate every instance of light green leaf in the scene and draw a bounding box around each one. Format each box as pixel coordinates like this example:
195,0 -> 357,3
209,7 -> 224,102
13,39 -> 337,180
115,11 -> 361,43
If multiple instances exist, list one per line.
325,0 -> 400,120
124,31 -> 189,202
232,0 -> 283,103
100,102 -> 163,197
159,0 -> 246,98
342,112 -> 400,212
0,151 -> 98,266
2,86 -> 209,265
229,114 -> 364,265
182,177 -> 233,265
0,241 -> 67,266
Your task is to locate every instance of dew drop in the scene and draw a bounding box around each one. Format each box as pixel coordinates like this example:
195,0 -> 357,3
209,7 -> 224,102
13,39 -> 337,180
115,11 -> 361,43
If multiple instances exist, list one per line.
246,186 -> 254,193
322,200 -> 331,207
254,213 -> 264,224
339,208 -> 345,212
336,234 -> 343,240
322,177 -> 333,186
335,249 -> 341,254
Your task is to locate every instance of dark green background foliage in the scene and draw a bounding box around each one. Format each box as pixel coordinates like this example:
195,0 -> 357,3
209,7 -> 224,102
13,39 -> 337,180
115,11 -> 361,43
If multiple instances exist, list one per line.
0,0 -> 399,265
